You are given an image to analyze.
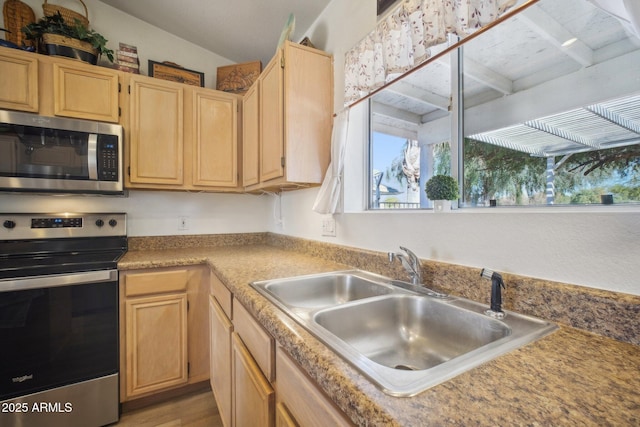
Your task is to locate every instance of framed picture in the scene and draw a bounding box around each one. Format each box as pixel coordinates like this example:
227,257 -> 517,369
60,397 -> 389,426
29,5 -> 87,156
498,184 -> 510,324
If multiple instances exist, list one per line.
377,0 -> 399,16
148,60 -> 204,87
216,61 -> 262,95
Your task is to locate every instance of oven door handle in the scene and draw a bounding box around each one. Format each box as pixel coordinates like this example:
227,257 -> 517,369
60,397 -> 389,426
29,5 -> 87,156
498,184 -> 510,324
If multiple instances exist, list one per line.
0,270 -> 117,292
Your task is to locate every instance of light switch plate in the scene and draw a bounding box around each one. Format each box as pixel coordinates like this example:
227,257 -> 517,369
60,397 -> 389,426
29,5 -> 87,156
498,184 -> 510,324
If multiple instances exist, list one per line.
321,217 -> 336,237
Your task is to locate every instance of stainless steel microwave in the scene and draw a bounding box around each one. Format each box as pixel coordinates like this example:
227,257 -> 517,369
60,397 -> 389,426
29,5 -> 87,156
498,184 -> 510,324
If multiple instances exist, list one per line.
0,110 -> 124,195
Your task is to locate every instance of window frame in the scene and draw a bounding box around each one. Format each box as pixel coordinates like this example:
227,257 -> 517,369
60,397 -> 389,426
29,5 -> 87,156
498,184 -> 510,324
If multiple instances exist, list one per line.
365,42 -> 640,212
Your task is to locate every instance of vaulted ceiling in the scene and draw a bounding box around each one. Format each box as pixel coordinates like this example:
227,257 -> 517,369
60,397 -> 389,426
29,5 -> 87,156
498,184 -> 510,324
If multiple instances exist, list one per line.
99,0 -> 332,66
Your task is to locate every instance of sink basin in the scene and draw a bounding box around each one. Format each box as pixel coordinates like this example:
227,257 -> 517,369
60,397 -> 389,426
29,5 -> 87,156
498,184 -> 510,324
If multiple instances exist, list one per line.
313,294 -> 510,371
257,271 -> 396,310
251,270 -> 557,396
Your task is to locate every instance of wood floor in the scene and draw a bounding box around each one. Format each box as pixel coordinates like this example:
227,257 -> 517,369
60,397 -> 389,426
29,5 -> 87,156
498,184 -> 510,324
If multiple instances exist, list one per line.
114,389 -> 223,427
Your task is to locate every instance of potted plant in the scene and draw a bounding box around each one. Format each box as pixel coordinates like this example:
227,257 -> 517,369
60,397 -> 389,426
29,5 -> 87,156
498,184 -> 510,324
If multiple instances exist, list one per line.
22,12 -> 113,65
425,174 -> 459,212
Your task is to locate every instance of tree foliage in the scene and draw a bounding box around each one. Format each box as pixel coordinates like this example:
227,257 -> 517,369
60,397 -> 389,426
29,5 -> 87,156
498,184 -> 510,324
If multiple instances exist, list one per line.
452,139 -> 640,205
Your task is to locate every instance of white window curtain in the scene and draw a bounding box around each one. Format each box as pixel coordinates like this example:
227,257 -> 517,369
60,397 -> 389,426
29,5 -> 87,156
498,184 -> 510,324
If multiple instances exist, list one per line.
312,109 -> 350,214
344,0 -> 517,105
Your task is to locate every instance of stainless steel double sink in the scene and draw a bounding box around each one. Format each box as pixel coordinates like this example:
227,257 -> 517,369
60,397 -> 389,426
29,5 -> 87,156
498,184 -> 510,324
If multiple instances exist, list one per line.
251,270 -> 557,396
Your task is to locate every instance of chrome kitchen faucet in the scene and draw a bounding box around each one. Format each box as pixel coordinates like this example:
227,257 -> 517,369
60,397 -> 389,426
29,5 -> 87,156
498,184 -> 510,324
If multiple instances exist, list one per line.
388,246 -> 422,286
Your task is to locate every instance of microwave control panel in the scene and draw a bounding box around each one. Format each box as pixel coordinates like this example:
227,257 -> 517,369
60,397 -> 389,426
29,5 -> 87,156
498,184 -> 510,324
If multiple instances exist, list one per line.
97,135 -> 119,181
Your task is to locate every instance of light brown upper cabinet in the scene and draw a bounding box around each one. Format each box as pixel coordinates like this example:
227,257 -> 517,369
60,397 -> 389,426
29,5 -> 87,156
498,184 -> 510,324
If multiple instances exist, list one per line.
126,74 -> 185,187
242,83 -> 260,187
0,46 -> 120,122
243,41 -> 333,192
48,62 -> 120,123
124,73 -> 241,192
0,47 -> 39,112
188,88 -> 240,189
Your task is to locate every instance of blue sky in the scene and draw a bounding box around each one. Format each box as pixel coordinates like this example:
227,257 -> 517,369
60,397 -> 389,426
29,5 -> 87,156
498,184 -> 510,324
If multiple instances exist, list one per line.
372,132 -> 409,188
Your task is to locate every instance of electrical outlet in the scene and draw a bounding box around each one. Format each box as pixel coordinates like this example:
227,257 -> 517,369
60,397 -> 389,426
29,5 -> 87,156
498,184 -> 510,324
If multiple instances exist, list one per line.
322,218 -> 336,237
178,216 -> 189,230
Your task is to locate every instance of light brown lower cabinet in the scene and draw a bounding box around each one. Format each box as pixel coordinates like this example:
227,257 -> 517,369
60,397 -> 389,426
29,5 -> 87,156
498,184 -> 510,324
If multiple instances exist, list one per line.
232,333 -> 275,427
209,270 -> 354,427
209,295 -> 233,427
275,346 -> 353,427
275,402 -> 299,427
119,266 -> 209,402
125,292 -> 188,397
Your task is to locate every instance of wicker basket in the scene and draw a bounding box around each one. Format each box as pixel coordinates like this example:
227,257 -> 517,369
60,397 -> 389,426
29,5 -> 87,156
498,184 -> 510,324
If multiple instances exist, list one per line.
43,0 -> 89,28
42,32 -> 97,64
3,0 -> 36,47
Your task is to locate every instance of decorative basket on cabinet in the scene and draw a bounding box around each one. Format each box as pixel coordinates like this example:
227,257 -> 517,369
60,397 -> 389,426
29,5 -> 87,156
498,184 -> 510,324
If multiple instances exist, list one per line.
42,0 -> 89,28
42,32 -> 98,64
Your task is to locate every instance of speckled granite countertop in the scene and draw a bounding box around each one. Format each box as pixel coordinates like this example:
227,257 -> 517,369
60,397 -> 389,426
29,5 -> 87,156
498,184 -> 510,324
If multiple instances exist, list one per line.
119,244 -> 640,426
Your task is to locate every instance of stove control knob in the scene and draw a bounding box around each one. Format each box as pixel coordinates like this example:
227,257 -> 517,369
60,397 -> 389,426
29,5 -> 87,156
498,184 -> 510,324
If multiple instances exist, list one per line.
95,219 -> 105,227
3,220 -> 16,229
109,219 -> 118,227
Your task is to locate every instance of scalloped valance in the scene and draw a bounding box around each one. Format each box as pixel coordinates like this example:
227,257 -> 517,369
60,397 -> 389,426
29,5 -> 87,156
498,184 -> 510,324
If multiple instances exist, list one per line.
344,0 -> 517,105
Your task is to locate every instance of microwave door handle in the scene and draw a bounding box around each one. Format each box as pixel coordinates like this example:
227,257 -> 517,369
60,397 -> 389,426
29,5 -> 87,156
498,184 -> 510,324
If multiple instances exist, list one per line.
88,133 -> 98,180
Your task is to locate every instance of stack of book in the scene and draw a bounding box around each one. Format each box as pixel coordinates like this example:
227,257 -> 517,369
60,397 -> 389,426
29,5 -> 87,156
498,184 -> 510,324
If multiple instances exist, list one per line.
114,42 -> 139,73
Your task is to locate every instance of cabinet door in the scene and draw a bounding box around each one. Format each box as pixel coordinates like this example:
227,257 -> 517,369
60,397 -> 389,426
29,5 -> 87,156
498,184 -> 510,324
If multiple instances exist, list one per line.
259,54 -> 284,182
191,89 -> 238,187
0,48 -> 38,112
276,347 -> 353,427
187,266 -> 210,383
282,42 -> 333,184
232,333 -> 274,427
242,83 -> 259,186
53,63 -> 119,122
210,295 -> 233,427
129,75 -> 184,185
125,293 -> 188,398
275,403 -> 299,427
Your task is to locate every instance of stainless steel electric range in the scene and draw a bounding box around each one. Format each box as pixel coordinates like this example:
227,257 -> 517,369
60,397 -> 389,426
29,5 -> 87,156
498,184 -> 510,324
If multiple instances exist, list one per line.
0,213 -> 127,427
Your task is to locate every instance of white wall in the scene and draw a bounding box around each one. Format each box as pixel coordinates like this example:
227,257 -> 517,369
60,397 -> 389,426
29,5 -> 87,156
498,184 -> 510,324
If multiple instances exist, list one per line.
0,191 -> 270,236
267,0 -> 640,297
10,0 -> 235,88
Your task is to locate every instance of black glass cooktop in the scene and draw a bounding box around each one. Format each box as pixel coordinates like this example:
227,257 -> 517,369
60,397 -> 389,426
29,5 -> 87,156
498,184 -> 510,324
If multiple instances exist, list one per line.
0,236 -> 127,279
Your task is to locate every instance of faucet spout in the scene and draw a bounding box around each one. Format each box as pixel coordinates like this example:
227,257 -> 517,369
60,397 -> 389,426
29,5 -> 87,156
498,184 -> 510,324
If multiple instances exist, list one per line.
388,246 -> 422,285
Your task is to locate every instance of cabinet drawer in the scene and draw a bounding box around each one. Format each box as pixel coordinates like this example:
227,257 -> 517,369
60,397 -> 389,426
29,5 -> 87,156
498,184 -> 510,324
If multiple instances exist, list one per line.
210,273 -> 232,319
276,347 -> 353,427
233,301 -> 275,381
124,269 -> 189,297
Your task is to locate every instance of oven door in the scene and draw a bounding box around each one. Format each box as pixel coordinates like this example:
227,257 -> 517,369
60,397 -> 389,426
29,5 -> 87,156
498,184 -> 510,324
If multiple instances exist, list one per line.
0,270 -> 118,401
